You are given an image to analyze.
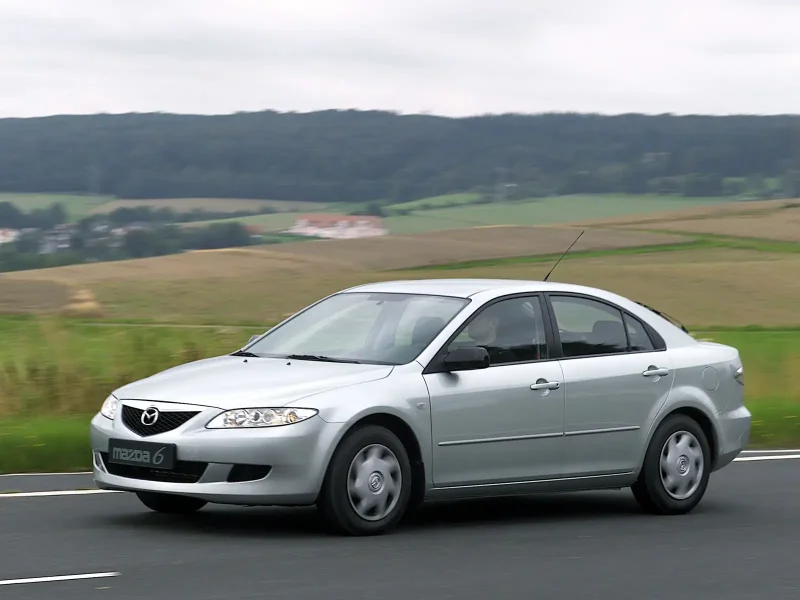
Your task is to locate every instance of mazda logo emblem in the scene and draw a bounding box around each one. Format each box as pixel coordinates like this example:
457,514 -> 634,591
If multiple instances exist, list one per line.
141,407 -> 160,426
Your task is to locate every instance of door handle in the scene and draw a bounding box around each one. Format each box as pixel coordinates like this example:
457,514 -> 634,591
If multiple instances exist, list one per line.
642,367 -> 669,377
531,380 -> 560,390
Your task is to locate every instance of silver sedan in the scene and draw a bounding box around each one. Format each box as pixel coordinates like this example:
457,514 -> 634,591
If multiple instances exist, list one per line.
90,278 -> 751,535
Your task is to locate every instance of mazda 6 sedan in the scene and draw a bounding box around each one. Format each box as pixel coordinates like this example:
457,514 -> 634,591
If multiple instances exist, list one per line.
90,278 -> 751,535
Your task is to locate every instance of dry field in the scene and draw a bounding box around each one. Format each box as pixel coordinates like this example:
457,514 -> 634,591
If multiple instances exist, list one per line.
88,197 -> 326,215
253,225 -> 690,270
2,223 -> 800,327
3,226 -> 689,284
572,198 -> 800,228
0,279 -> 71,313
615,209 -> 800,242
82,248 -> 800,326
0,225 -> 689,323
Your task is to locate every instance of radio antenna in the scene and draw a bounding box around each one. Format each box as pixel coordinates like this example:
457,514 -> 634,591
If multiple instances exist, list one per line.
543,230 -> 584,282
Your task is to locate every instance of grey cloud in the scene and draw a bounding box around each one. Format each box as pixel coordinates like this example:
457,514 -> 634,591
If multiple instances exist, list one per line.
0,0 -> 799,118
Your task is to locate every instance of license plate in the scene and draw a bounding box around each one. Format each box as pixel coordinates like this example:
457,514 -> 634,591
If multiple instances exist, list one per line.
107,439 -> 176,470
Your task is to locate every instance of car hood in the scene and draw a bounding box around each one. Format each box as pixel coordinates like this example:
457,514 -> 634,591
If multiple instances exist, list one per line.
112,355 -> 394,409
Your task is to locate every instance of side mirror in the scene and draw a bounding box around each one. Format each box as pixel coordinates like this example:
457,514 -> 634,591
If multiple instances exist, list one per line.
247,334 -> 260,345
439,346 -> 490,372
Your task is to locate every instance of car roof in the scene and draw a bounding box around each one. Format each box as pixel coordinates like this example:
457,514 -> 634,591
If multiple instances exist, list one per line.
342,278 -> 610,299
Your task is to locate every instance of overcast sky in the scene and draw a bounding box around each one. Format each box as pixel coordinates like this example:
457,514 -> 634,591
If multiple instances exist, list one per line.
1,0 -> 798,118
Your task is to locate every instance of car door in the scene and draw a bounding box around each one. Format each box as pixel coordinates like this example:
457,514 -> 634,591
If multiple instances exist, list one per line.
422,294 -> 566,488
545,293 -> 675,477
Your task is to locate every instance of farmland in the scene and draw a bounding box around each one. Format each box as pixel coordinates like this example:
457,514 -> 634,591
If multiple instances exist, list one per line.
3,191 -> 743,238
1,196 -> 800,471
575,197 -> 800,228
617,207 -> 800,242
2,217 -> 800,326
380,194 -> 736,234
158,193 -> 736,234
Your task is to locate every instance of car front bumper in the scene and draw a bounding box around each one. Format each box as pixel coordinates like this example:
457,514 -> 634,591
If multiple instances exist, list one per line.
90,401 -> 343,506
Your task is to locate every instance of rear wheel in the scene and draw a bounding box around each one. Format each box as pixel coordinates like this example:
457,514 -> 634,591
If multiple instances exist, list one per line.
317,425 -> 412,536
136,491 -> 207,514
632,414 -> 711,515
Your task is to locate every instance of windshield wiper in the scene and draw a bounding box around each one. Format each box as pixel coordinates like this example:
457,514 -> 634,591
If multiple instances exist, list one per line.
230,350 -> 259,357
284,354 -> 362,364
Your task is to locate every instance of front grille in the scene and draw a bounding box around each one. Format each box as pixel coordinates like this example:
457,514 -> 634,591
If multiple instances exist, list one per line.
100,452 -> 207,483
122,405 -> 199,437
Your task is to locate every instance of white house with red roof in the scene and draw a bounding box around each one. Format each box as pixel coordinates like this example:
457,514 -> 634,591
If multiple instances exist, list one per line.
286,214 -> 388,239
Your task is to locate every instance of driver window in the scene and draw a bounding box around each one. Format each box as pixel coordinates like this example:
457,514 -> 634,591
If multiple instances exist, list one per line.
448,296 -> 549,366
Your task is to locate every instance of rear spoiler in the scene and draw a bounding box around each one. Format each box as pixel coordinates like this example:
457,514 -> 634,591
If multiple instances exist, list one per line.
634,301 -> 689,334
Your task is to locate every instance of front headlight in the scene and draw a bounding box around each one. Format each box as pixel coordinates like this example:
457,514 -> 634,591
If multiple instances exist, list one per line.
100,395 -> 119,420
206,407 -> 318,429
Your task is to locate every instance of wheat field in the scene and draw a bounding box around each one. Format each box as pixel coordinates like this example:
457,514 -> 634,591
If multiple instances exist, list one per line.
1,221 -> 799,326
615,209 -> 800,242
572,198 -> 800,228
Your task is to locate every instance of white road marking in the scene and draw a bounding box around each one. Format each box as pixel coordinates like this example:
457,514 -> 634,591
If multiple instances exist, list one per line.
740,449 -> 800,454
733,454 -> 800,462
0,572 -> 120,586
0,471 -> 92,477
0,489 -> 122,498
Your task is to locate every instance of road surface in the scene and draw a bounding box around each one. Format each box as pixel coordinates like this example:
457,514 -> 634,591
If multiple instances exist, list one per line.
1,452 -> 798,600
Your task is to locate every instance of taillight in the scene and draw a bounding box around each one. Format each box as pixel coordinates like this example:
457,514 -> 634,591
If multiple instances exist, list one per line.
733,365 -> 744,386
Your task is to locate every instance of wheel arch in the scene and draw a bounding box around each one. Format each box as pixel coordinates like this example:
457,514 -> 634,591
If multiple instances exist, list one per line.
640,404 -> 720,473
323,412 -> 427,509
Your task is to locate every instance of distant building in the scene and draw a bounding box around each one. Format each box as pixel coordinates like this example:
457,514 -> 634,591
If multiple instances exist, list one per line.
286,214 -> 388,239
0,228 -> 20,245
38,224 -> 75,254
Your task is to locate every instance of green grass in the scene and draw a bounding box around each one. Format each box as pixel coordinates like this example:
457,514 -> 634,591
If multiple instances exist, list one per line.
0,417 -> 92,474
0,317 -> 797,473
0,316 -> 261,420
382,194 -> 736,234
0,193 -> 113,221
180,211 -> 308,231
693,330 -> 800,448
386,193 -> 482,212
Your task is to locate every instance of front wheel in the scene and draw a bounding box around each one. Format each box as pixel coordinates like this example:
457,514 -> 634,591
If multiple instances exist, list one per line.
136,491 -> 207,514
632,414 -> 711,515
317,425 -> 412,536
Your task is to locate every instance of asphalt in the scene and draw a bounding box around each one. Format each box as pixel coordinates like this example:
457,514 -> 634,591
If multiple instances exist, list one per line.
0,457 -> 798,600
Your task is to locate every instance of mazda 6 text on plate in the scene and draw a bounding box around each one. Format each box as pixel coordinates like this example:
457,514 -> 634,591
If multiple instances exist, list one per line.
90,278 -> 751,535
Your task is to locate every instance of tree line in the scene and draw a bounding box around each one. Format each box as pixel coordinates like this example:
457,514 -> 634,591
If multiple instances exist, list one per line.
0,221 -> 265,273
0,111 -> 798,204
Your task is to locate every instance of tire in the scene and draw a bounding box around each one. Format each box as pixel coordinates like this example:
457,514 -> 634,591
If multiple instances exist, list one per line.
136,491 -> 207,514
631,413 -> 711,515
317,424 -> 412,536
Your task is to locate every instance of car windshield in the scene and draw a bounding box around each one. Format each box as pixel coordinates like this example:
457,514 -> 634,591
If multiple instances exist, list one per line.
244,292 -> 470,365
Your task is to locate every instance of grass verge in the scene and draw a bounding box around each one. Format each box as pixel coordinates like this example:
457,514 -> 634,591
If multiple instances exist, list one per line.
0,417 -> 92,474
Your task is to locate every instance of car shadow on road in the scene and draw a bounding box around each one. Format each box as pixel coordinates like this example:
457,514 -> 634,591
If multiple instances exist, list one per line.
92,488 -> 730,538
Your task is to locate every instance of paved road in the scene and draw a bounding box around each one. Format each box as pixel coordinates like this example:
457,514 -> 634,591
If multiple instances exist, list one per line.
1,457 -> 798,600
